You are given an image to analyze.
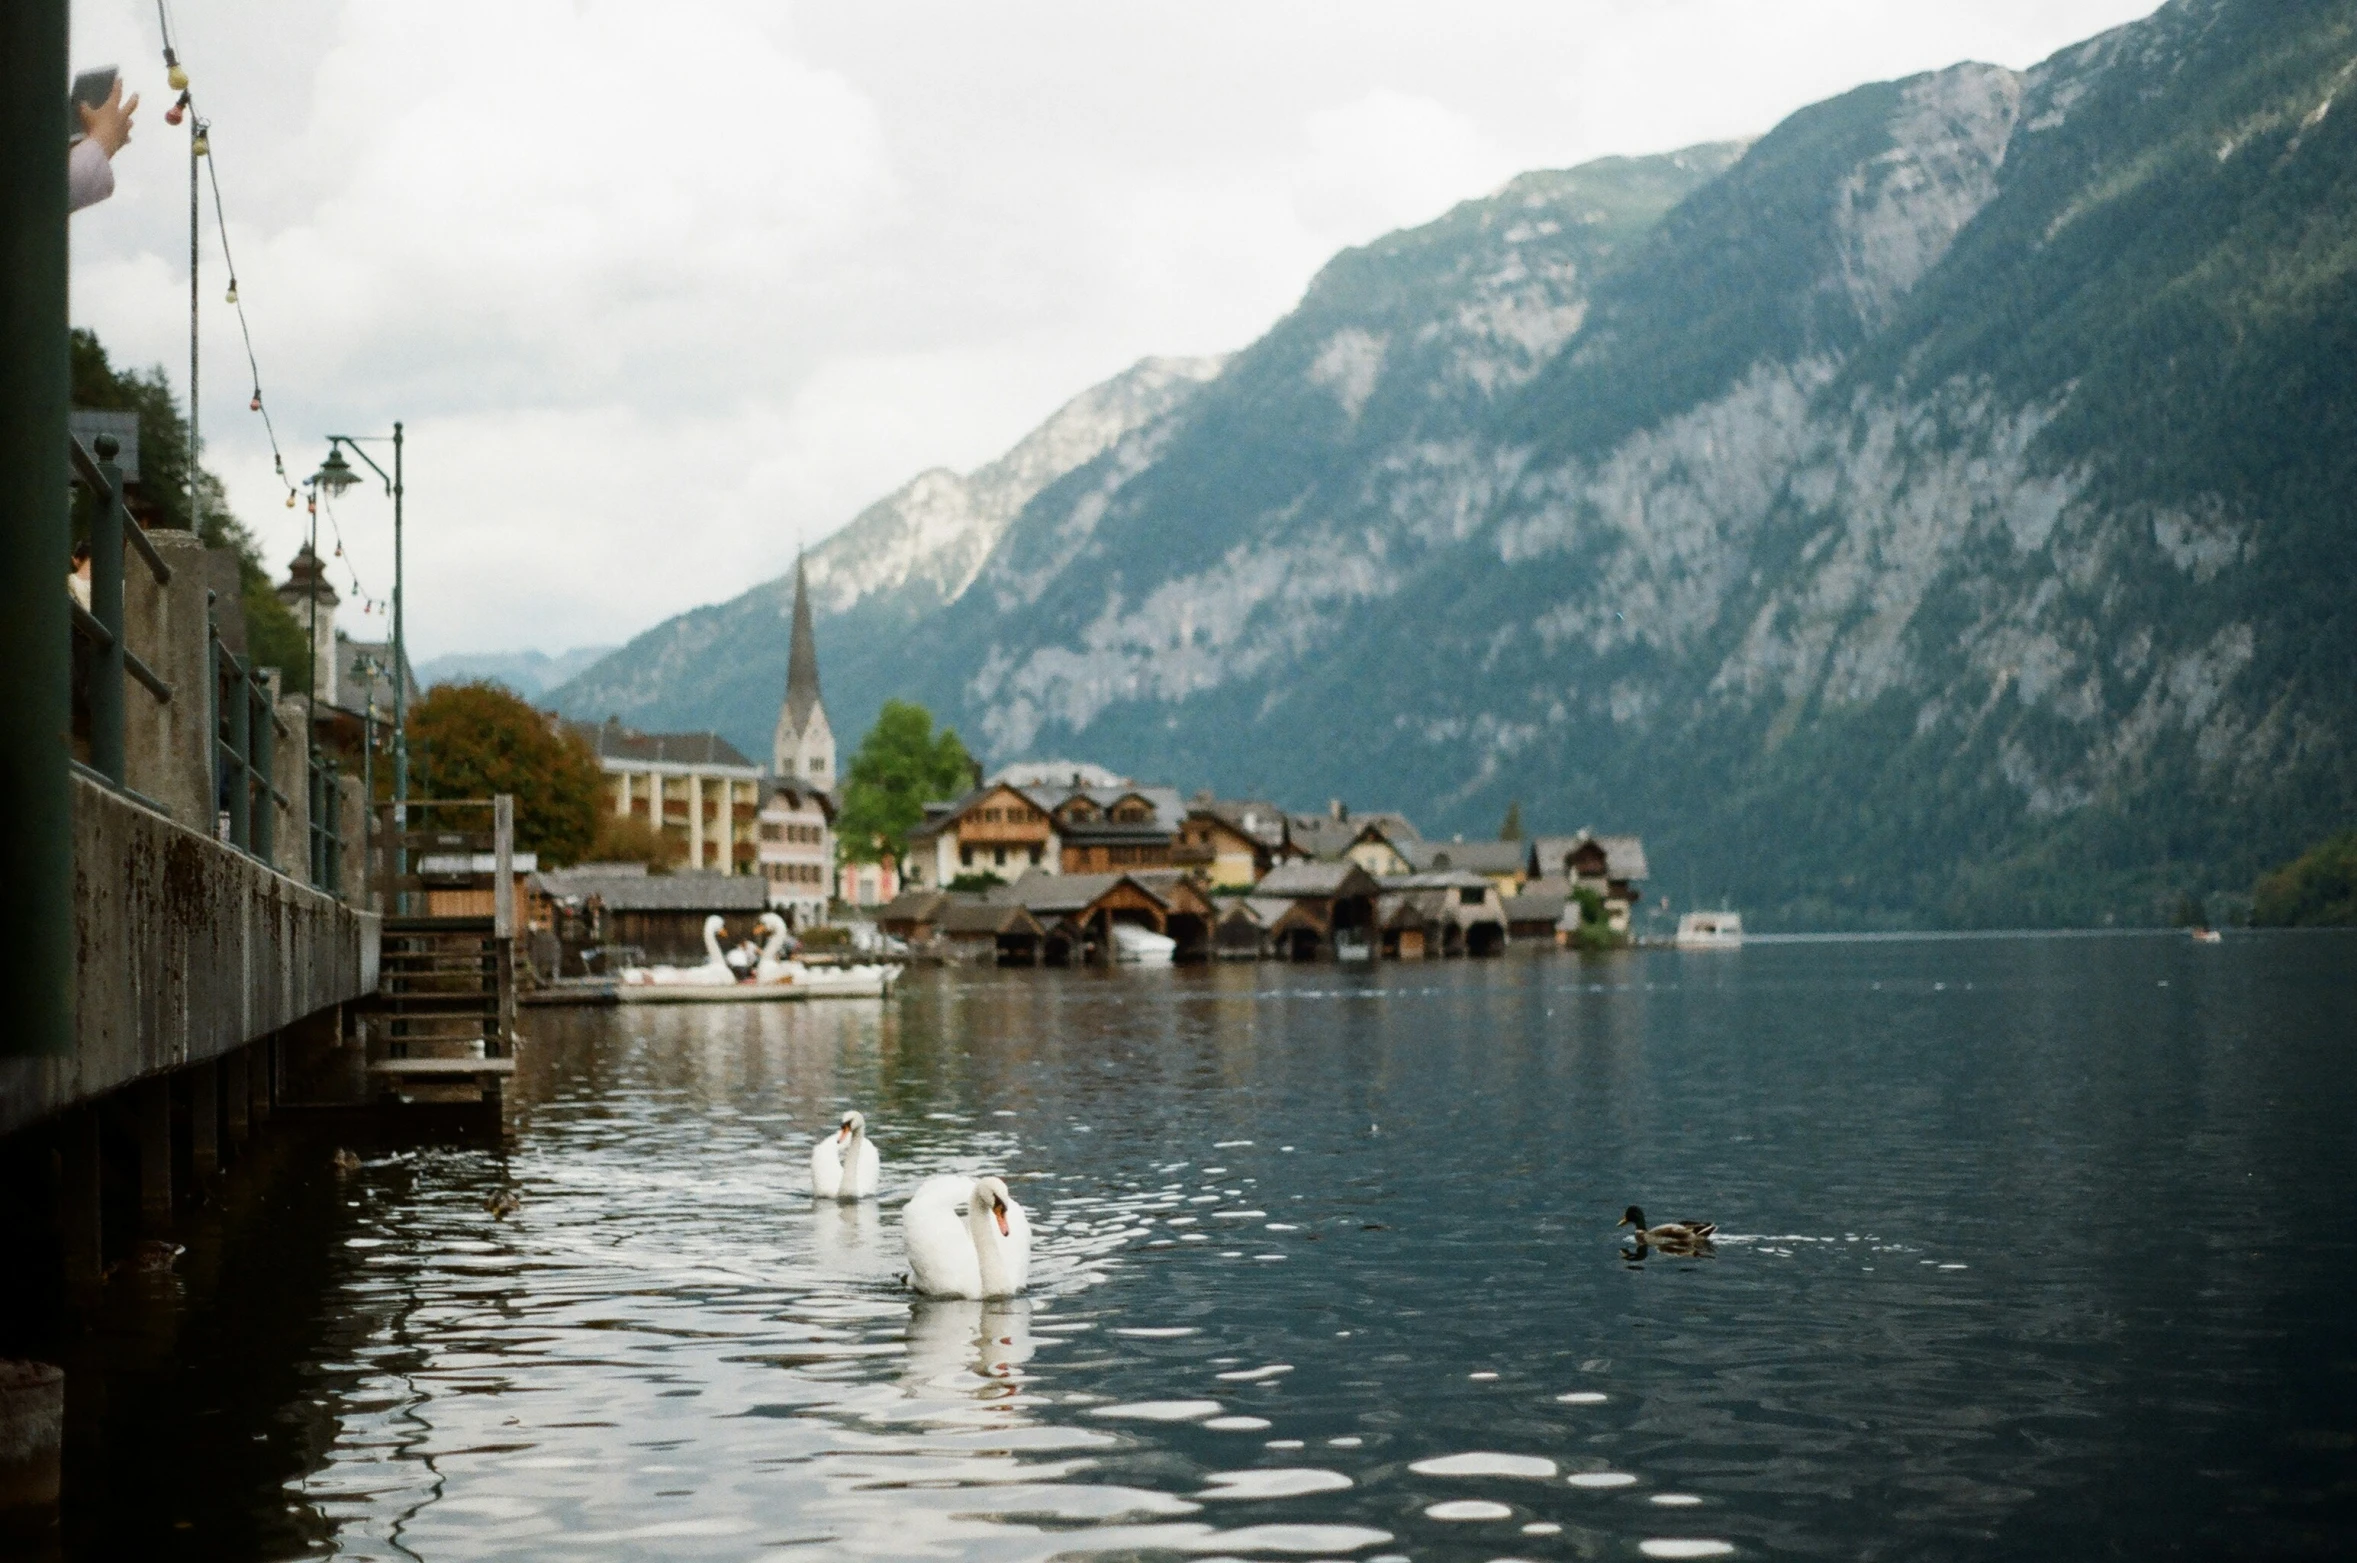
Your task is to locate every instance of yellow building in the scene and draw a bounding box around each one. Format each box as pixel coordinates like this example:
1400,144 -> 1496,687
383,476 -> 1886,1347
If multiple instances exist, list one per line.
574,718 -> 764,874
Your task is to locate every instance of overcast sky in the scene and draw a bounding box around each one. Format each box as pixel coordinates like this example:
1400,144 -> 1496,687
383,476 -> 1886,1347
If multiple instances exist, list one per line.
68,0 -> 2159,661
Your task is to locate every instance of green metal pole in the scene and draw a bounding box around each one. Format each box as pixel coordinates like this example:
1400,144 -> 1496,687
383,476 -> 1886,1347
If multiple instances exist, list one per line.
0,0 -> 73,1057
392,421 -> 407,808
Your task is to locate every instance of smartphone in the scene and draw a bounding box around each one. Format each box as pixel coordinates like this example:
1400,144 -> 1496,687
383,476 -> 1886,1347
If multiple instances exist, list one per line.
69,66 -> 118,144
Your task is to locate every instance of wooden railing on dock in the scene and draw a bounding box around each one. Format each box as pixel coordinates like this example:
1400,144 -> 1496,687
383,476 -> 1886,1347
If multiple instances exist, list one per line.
366,796 -> 517,1103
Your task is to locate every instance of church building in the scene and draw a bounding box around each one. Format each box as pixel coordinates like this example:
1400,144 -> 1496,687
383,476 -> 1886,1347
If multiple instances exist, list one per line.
755,557 -> 838,925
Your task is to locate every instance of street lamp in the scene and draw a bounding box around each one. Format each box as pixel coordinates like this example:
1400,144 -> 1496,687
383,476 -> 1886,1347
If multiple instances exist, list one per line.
317,425 -> 406,810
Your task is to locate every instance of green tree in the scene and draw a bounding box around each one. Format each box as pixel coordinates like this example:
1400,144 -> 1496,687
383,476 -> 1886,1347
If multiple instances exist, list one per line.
409,682 -> 604,865
2252,831 -> 2357,926
69,329 -> 314,691
1498,799 -> 1524,840
837,699 -> 975,864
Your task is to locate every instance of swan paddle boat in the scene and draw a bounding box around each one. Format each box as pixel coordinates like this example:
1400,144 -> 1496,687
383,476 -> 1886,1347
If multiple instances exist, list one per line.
618,913 -> 899,1003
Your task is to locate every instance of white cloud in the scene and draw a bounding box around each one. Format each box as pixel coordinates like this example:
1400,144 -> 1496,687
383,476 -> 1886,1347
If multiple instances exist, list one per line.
66,0 -> 2160,659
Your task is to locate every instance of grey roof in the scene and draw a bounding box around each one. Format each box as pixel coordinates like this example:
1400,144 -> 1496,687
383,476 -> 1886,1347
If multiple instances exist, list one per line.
1504,884 -> 1569,924
1377,888 -> 1453,927
937,898 -> 1043,936
1256,859 -> 1381,899
758,777 -> 836,816
877,889 -> 949,924
533,867 -> 769,911
1380,869 -> 1494,893
1402,839 -> 1526,875
334,631 -> 419,714
1190,797 -> 1288,848
999,871 -> 1134,915
1234,896 -> 1291,927
782,554 -> 824,737
419,851 -> 540,875
1285,810 -> 1418,860
1595,835 -> 1650,883
573,717 -> 757,771
1527,835 -> 1584,876
1528,832 -> 1650,884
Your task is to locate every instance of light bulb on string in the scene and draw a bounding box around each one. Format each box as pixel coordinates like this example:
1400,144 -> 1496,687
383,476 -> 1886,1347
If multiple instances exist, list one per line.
165,94 -> 185,126
225,280 -> 239,305
166,48 -> 188,92
191,129 -> 209,157
250,392 -> 262,412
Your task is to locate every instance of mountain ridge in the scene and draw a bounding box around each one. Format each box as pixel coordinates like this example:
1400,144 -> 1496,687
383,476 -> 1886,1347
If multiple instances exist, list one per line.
554,0 -> 2357,926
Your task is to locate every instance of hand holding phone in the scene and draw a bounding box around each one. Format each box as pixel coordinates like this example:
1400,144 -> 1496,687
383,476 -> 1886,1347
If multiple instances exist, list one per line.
70,68 -> 138,157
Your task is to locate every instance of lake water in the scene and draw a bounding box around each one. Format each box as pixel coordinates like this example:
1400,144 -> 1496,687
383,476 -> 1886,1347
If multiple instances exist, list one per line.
55,933 -> 2357,1560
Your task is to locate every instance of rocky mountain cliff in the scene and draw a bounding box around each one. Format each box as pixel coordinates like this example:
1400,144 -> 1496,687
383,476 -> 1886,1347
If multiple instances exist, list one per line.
555,0 -> 2357,926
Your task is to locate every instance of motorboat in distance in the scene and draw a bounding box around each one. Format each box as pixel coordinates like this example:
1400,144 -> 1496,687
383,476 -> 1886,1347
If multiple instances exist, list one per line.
1674,910 -> 1744,949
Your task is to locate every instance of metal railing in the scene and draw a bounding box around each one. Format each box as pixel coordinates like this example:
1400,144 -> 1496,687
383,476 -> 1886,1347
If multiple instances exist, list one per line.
208,605 -> 289,860
68,434 -> 173,790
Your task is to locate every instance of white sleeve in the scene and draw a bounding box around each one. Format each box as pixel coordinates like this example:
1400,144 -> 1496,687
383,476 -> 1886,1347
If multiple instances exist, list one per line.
69,138 -> 115,213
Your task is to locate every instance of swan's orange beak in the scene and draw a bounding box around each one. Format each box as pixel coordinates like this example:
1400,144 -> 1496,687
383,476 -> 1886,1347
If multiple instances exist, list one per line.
837,1125 -> 851,1143
993,1201 -> 1011,1237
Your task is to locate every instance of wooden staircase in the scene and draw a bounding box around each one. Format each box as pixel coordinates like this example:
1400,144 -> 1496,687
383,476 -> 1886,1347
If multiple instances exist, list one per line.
368,799 -> 518,1104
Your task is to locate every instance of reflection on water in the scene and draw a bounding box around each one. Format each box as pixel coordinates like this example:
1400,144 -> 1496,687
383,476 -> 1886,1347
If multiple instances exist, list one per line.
55,935 -> 2357,1559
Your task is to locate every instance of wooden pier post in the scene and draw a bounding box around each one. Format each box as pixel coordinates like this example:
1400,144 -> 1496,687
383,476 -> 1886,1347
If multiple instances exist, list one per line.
135,1075 -> 172,1230
249,1039 -> 273,1125
58,1110 -> 101,1287
188,1060 -> 219,1175
223,1049 -> 250,1146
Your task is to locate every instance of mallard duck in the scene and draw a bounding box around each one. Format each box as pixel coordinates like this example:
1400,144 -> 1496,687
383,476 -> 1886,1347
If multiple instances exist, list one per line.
1618,1206 -> 1716,1247
331,1148 -> 362,1173
486,1188 -> 523,1219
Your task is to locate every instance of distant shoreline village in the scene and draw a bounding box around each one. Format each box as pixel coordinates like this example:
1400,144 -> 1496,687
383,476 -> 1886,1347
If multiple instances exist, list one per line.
504,557 -> 1647,966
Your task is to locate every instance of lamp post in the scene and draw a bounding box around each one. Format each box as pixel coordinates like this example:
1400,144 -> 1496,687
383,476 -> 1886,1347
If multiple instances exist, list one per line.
316,425 -> 405,806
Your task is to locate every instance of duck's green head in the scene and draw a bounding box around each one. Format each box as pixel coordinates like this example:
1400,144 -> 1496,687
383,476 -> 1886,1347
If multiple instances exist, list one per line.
1619,1206 -> 1645,1229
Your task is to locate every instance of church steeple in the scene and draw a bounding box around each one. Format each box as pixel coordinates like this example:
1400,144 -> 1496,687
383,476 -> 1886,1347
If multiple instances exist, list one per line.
772,553 -> 835,788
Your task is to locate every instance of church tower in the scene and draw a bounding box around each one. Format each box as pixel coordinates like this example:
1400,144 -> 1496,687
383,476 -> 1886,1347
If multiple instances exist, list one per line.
772,555 -> 836,788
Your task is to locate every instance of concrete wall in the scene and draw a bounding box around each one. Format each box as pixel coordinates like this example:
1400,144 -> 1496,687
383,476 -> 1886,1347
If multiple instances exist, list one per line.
119,529 -> 217,827
0,774 -> 378,1136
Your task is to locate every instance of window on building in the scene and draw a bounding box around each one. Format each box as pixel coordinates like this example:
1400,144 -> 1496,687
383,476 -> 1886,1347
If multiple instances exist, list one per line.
961,847 -> 974,866
1459,887 -> 1485,906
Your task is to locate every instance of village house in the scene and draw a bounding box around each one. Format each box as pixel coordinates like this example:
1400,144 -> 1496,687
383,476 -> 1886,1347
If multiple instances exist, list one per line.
1528,832 -> 1650,931
995,870 -> 1215,964
1178,796 -> 1293,889
1402,837 -> 1529,900
1251,859 -> 1383,961
1374,869 -> 1508,959
900,773 -> 1188,887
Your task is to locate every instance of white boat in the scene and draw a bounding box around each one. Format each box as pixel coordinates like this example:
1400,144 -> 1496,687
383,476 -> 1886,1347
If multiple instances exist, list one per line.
1674,910 -> 1744,949
1113,923 -> 1177,965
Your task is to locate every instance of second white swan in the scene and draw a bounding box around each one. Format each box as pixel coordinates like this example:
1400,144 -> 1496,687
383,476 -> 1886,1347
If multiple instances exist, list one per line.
811,1109 -> 881,1200
902,1174 -> 1030,1298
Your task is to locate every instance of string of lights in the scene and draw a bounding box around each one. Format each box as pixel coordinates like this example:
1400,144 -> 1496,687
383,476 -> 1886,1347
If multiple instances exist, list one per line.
153,0 -> 302,512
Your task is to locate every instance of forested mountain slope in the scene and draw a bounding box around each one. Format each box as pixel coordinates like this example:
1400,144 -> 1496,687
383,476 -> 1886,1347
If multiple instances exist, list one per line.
556,0 -> 2357,925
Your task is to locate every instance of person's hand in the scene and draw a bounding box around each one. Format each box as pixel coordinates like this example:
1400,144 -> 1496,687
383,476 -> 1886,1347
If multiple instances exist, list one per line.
78,78 -> 138,159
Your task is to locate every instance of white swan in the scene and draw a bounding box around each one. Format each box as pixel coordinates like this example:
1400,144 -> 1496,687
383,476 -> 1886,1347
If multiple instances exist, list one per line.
622,914 -> 737,986
811,1109 -> 881,1200
902,1174 -> 1030,1299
